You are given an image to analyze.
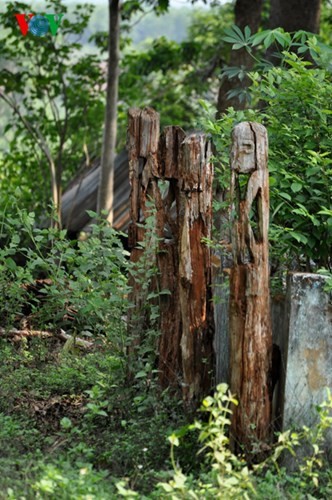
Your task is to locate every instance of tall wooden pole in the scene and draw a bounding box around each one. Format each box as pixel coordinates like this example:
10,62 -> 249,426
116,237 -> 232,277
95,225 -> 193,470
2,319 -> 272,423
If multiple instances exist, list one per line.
178,133 -> 215,404
229,122 -> 272,455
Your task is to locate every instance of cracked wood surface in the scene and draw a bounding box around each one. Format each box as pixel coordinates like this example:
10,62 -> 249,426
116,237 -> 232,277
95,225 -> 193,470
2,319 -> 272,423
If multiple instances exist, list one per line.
127,107 -> 215,403
229,122 -> 273,454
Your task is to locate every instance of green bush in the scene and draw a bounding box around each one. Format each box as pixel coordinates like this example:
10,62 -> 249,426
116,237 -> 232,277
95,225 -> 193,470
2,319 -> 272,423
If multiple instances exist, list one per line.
201,35 -> 332,272
250,53 -> 332,270
117,384 -> 332,499
0,206 -> 129,343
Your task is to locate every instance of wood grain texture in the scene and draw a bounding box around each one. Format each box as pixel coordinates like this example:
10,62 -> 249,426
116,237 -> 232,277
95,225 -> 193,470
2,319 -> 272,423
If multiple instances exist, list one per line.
127,108 -> 215,402
229,122 -> 273,455
178,133 -> 215,403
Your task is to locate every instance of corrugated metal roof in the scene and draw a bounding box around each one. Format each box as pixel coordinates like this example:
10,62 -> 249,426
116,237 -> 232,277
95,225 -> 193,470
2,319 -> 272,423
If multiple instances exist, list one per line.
61,150 -> 130,233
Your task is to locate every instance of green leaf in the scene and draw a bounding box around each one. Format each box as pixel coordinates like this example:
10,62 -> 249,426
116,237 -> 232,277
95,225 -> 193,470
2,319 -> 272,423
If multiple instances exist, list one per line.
232,24 -> 246,41
168,434 -> 180,447
34,235 -> 44,242
264,32 -> 275,49
96,410 -> 108,417
291,182 -> 302,193
279,192 -> 292,201
60,417 -> 72,430
274,31 -> 291,48
222,25 -> 245,44
5,258 -> 17,271
244,25 -> 251,39
318,208 -> 332,216
159,483 -> 173,493
251,30 -> 270,47
233,43 -> 247,50
298,45 -> 309,54
202,396 -> 214,407
222,36 -> 240,44
289,232 -> 308,244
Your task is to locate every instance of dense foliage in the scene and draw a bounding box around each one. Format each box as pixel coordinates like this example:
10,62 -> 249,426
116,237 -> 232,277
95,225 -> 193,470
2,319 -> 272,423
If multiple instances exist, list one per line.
0,1 -> 106,215
201,29 -> 332,273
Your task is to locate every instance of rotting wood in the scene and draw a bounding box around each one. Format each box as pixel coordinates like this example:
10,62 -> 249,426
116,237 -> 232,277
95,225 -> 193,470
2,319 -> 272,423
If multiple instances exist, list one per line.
127,107 -> 161,353
229,122 -> 272,455
178,133 -> 215,403
156,126 -> 185,390
127,107 -> 160,246
0,328 -> 93,348
127,108 -> 215,402
0,328 -> 53,339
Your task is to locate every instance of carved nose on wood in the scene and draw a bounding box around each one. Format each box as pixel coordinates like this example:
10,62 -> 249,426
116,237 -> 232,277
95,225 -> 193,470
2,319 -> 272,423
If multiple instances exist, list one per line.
232,138 -> 256,174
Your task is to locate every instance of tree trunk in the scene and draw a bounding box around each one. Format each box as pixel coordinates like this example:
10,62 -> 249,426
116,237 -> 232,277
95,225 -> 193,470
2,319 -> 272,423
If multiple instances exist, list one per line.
229,122 -> 273,457
217,0 -> 264,114
217,0 -> 321,115
269,0 -> 321,33
97,0 -> 121,225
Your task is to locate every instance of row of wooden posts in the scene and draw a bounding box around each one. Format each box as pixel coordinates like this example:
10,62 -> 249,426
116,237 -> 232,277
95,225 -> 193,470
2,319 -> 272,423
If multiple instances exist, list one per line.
127,107 -> 272,453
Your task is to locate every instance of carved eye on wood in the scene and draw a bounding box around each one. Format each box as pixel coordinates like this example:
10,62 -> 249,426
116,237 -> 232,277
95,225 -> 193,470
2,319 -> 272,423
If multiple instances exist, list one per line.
240,140 -> 254,155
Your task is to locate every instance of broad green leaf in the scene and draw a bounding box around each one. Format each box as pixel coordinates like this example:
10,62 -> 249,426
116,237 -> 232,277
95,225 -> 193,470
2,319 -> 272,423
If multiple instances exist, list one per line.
251,30 -> 270,47
289,232 -> 308,244
264,32 -> 275,49
291,182 -> 302,193
279,192 -> 292,201
244,25 -> 251,39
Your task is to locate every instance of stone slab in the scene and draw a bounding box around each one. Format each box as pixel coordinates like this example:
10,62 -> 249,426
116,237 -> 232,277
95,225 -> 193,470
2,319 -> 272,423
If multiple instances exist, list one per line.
282,273 -> 332,449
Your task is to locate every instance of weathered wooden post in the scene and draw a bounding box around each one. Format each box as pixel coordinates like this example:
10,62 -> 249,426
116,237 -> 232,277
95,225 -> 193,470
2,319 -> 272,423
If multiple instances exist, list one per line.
229,122 -> 272,454
178,133 -> 215,403
127,107 -> 160,243
127,107 -> 160,347
126,108 -> 215,402
157,126 -> 186,390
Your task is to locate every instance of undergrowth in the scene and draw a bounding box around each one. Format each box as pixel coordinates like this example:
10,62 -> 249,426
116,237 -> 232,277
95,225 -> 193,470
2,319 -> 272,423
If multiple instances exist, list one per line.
0,208 -> 331,499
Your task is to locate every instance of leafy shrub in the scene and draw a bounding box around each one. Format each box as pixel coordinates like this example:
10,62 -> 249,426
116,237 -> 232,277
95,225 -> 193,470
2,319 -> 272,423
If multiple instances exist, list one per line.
0,206 -> 129,343
31,462 -> 113,499
250,53 -> 332,270
117,384 -> 332,499
201,31 -> 332,272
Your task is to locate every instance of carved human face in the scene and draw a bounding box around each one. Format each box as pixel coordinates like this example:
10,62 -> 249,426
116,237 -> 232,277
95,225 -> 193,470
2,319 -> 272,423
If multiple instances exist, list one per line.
231,124 -> 256,174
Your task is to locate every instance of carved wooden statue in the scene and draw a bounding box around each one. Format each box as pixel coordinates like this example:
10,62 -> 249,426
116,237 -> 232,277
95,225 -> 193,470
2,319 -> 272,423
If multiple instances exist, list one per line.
229,122 -> 272,455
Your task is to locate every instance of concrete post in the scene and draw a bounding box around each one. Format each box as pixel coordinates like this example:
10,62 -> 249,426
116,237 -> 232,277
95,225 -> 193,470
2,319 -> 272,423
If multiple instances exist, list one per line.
282,273 -> 332,436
